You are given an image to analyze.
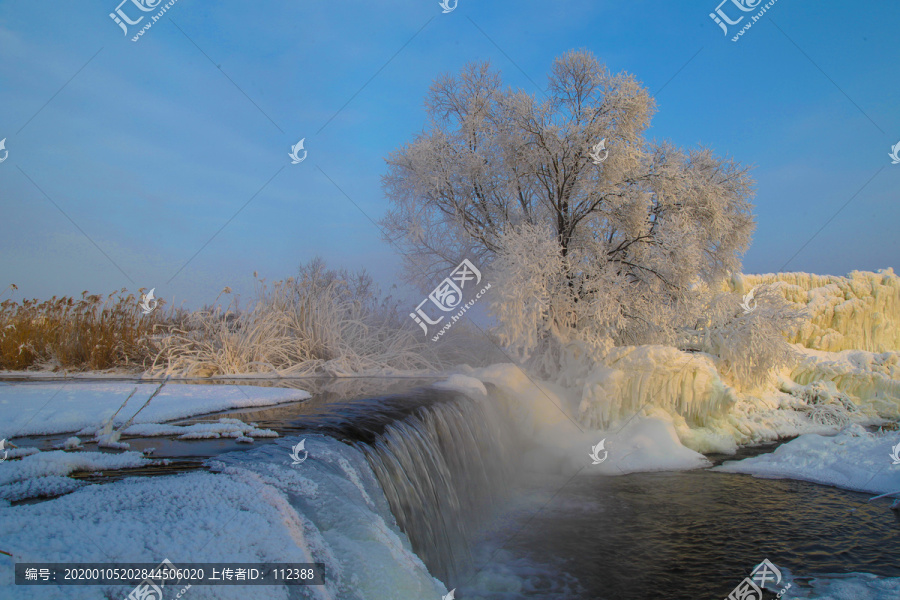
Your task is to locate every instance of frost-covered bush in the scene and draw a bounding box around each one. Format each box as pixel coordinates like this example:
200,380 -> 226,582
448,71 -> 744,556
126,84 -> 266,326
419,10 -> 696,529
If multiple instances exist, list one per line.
149,259 -> 441,377
487,222 -> 619,376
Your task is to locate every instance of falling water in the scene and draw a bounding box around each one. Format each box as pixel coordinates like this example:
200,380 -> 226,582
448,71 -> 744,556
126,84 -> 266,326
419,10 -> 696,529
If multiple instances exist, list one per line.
214,381 -> 521,586
357,386 -> 518,583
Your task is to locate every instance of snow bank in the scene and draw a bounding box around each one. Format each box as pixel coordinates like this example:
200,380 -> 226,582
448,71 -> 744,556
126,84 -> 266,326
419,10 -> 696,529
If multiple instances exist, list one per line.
578,345 -> 738,429
0,382 -> 310,439
0,436 -> 448,600
713,425 -> 900,496
731,269 -> 900,353
584,409 -> 710,475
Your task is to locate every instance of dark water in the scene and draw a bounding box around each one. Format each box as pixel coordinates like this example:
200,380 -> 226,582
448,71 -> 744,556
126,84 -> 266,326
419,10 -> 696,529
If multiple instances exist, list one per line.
467,469 -> 900,599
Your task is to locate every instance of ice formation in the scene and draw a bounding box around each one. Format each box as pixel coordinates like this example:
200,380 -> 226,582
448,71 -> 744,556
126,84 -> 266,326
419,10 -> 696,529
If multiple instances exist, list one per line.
577,345 -> 739,429
729,269 -> 900,353
788,348 -> 900,418
471,363 -> 710,476
562,271 -> 900,455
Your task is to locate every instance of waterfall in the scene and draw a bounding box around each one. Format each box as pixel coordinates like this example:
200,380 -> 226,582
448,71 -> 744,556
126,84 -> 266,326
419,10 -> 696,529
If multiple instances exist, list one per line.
210,382 -> 520,595
357,385 -> 517,583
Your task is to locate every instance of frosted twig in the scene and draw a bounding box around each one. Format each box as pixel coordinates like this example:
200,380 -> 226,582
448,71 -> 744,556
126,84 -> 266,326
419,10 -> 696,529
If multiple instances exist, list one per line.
98,387 -> 138,436
119,379 -> 169,431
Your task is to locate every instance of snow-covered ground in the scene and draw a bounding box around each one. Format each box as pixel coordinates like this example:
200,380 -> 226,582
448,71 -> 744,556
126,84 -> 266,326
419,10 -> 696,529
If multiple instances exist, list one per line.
0,382 -> 309,502
0,436 -> 447,600
0,382 -> 310,439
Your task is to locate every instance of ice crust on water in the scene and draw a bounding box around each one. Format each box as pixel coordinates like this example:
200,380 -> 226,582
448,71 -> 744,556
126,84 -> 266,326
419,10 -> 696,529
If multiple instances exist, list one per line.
124,418 -> 279,440
0,450 -> 157,502
0,382 -> 310,439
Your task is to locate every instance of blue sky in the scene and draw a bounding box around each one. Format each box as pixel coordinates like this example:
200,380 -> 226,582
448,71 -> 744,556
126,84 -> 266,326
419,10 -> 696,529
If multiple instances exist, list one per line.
1,0 -> 897,309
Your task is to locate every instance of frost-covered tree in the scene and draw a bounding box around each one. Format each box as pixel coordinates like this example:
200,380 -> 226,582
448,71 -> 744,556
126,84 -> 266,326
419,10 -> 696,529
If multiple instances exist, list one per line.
382,50 -> 763,374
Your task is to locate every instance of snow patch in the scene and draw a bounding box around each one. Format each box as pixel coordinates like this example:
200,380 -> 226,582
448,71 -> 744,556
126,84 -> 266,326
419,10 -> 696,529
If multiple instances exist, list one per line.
585,411 -> 711,475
